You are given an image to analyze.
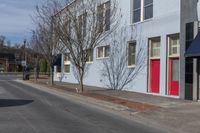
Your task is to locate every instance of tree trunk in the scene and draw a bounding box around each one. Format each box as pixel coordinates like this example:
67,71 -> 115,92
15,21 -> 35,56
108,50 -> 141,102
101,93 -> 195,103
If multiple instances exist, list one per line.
34,67 -> 37,82
80,75 -> 84,93
50,66 -> 54,86
77,66 -> 84,93
36,57 -> 39,79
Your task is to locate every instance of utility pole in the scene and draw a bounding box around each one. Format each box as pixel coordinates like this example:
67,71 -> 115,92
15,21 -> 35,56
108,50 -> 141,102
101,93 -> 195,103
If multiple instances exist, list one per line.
24,39 -> 27,63
22,39 -> 27,80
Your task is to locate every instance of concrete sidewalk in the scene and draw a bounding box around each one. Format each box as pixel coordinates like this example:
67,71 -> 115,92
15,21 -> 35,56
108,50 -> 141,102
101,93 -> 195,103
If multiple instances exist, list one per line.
26,78 -> 200,133
55,80 -> 189,108
29,78 -> 190,108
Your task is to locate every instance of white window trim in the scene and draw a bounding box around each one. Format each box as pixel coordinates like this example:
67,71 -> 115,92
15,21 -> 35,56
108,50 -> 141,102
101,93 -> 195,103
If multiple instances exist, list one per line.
86,61 -> 93,64
141,0 -> 144,22
96,45 -> 110,59
128,65 -> 136,69
64,61 -> 71,65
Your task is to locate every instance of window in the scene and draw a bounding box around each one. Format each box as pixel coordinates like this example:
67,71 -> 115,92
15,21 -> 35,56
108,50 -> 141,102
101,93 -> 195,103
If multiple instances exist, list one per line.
97,47 -> 104,58
78,12 -> 87,37
105,1 -> 111,31
64,65 -> 70,73
97,45 -> 110,58
97,1 -> 111,32
104,46 -> 110,57
128,41 -> 136,66
64,54 -> 70,73
133,0 -> 141,23
169,34 -> 180,57
150,37 -> 160,58
62,16 -> 71,37
86,49 -> 93,63
132,0 -> 153,23
172,59 -> 179,81
144,0 -> 153,20
97,4 -> 104,33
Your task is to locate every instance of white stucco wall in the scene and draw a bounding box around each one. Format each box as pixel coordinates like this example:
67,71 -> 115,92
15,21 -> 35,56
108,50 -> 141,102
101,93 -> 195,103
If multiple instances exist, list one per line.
54,0 -> 181,97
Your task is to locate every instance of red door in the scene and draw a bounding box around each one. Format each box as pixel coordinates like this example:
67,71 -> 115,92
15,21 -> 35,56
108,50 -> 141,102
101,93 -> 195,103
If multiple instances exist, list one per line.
150,59 -> 160,93
169,58 -> 179,96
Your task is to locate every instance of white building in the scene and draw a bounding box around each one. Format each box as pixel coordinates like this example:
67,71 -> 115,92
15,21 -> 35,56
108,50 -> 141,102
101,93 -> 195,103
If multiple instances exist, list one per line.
54,0 -> 200,100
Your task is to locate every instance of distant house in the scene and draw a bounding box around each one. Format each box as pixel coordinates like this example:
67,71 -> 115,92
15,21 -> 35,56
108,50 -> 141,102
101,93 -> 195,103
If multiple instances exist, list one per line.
0,53 -> 16,72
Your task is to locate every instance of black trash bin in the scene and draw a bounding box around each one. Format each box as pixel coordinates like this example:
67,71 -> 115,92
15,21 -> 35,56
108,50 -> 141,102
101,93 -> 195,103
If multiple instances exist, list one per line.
23,66 -> 30,80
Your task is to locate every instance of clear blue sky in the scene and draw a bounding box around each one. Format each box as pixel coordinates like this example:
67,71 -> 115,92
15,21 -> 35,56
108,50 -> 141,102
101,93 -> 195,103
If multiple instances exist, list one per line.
0,0 -> 43,45
0,0 -> 66,45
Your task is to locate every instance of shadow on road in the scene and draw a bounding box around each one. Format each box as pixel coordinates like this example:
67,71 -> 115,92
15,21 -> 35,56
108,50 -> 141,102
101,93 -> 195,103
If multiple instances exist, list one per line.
0,99 -> 34,107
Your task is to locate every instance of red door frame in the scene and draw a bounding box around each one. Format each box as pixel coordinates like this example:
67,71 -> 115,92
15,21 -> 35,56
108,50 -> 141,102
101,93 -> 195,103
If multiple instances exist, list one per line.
169,58 -> 179,96
150,59 -> 160,93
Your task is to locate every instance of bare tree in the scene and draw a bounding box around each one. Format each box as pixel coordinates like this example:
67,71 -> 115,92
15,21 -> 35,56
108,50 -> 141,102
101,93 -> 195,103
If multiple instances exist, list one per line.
101,27 -> 147,90
31,0 -> 62,85
54,0 -> 120,92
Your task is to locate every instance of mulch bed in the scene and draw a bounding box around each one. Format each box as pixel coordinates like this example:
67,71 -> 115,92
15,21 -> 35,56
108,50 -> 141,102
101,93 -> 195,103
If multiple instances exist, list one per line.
81,92 -> 160,112
29,79 -> 160,112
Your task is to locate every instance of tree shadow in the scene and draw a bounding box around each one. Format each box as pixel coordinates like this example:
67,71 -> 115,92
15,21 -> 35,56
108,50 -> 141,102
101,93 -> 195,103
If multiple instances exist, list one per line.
0,99 -> 34,107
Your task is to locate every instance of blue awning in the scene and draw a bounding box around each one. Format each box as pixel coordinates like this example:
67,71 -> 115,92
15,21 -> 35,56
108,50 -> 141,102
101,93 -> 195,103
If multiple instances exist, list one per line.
185,32 -> 200,58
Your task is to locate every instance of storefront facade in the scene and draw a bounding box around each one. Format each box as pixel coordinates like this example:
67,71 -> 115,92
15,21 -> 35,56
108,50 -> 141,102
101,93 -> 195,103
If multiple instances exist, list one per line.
54,0 -> 200,100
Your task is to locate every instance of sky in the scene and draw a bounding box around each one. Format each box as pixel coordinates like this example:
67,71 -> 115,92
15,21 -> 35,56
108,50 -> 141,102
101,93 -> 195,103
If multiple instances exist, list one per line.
0,0 -> 44,45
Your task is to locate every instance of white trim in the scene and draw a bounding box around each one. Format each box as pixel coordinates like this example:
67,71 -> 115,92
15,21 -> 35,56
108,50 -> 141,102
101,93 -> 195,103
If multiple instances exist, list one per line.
169,55 -> 179,58
64,61 -> 71,65
96,57 -> 110,60
130,18 -> 153,26
149,57 -> 160,60
141,0 -> 144,22
86,61 -> 93,64
127,65 -> 136,69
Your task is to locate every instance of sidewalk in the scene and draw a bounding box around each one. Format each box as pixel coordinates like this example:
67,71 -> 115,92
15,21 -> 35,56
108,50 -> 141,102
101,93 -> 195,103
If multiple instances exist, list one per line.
25,78 -> 200,133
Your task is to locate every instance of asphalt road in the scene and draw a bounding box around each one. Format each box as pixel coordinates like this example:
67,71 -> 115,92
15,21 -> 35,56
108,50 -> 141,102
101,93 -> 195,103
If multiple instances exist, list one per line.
0,75 -> 165,133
